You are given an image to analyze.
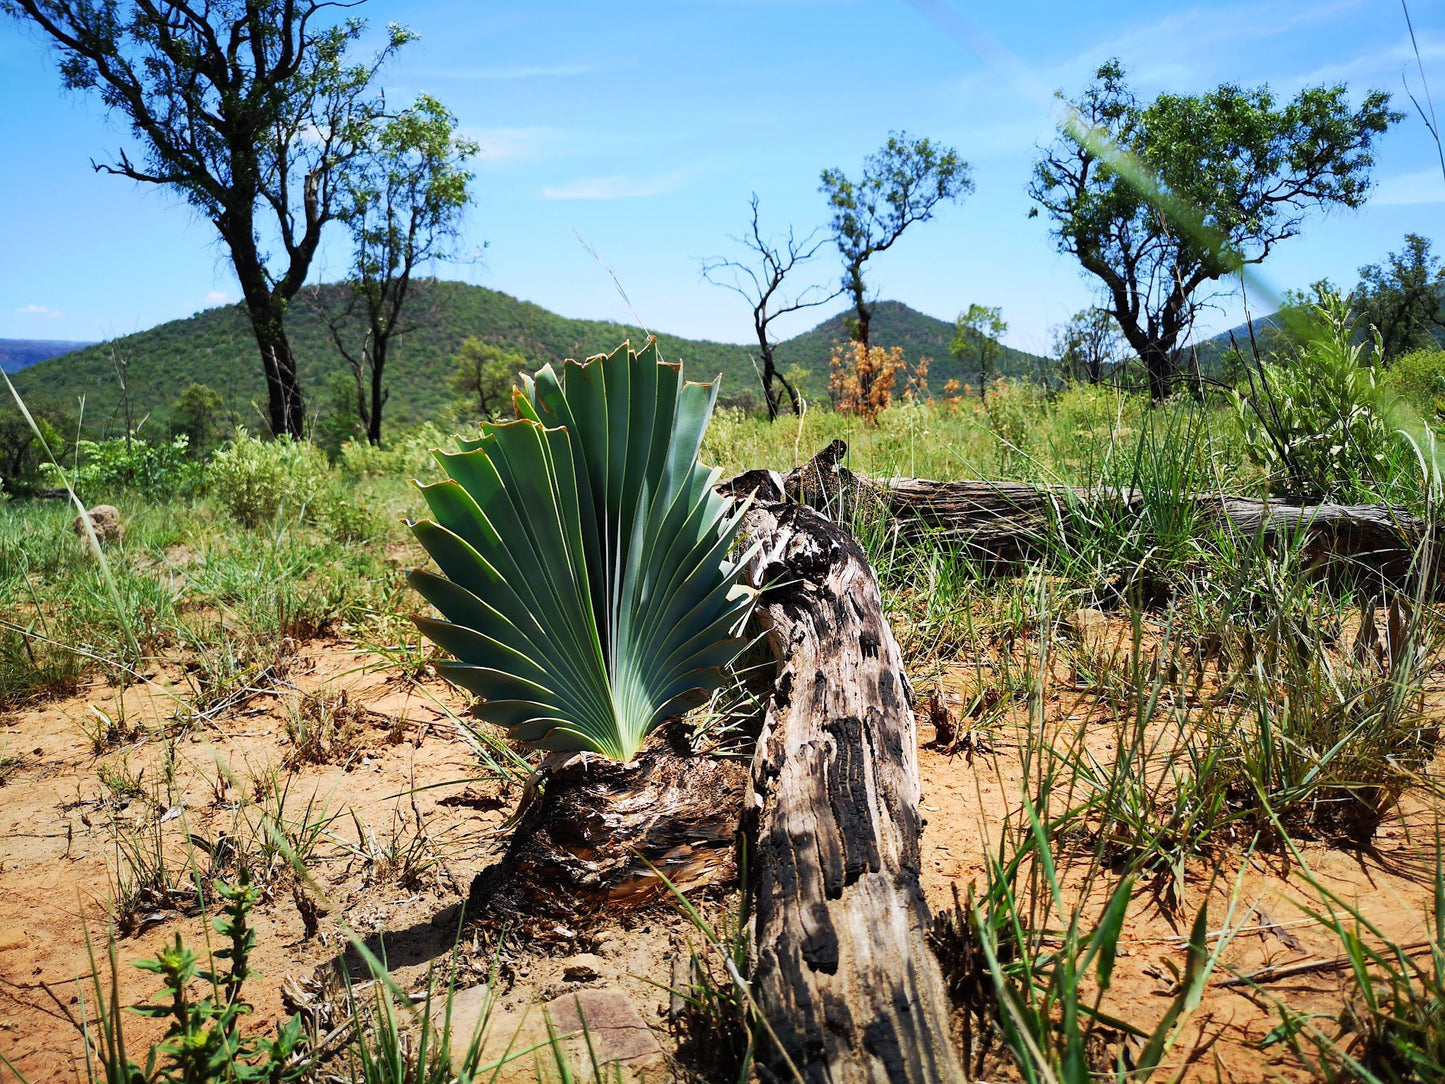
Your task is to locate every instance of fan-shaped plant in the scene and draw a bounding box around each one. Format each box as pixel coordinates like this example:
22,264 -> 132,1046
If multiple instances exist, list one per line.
407,340 -> 753,762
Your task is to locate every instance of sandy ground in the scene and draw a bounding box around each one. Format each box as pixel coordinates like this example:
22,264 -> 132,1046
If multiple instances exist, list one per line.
0,624 -> 1440,1082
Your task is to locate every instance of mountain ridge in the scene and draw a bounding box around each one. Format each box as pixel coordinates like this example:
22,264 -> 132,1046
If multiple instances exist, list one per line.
0,339 -> 94,374
11,281 -> 1046,433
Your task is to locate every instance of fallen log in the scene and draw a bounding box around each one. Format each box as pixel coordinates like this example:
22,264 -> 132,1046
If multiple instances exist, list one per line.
785,438 -> 1432,585
726,468 -> 963,1084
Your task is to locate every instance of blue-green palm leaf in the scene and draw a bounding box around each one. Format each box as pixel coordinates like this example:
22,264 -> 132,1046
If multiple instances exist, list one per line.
407,340 -> 753,761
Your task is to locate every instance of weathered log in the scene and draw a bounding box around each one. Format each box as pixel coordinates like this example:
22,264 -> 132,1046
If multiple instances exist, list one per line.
786,438 -> 1432,584
726,468 -> 963,1084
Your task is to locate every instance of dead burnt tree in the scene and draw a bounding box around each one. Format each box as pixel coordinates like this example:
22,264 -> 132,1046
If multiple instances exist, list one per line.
701,194 -> 840,420
725,468 -> 963,1084
785,439 -> 1433,586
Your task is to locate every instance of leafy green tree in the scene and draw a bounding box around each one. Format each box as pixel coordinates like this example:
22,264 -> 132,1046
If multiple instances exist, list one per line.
4,0 -> 415,438
1352,234 -> 1445,362
0,398 -> 75,495
326,95 -> 478,445
1053,307 -> 1123,385
170,383 -> 230,458
820,133 -> 971,351
1030,60 -> 1398,402
449,338 -> 524,419
951,304 -> 1007,397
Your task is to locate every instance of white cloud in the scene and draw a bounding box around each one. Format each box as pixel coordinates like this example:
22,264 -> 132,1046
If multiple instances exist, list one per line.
203,290 -> 234,307
1370,167 -> 1445,206
1291,30 -> 1445,86
15,303 -> 60,318
540,171 -> 689,200
461,126 -> 566,166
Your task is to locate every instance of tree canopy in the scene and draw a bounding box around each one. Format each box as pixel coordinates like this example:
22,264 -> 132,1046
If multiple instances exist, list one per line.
4,0 -> 414,437
1030,59 -> 1398,401
951,304 -> 1007,398
1353,234 -> 1445,362
821,133 -> 971,351
328,94 -> 478,445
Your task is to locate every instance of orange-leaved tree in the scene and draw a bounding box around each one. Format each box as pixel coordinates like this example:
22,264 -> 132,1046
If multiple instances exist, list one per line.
829,343 -> 928,423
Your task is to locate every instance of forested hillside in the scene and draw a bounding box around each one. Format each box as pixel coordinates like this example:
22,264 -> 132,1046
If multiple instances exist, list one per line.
10,281 -> 1044,434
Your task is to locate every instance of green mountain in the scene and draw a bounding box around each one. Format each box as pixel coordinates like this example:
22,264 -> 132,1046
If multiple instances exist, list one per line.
10,282 -> 1044,434
774,300 -> 1050,390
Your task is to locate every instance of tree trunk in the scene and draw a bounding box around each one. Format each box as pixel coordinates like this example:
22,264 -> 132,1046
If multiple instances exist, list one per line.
228,227 -> 309,439
1143,343 -> 1174,403
367,336 -> 387,446
724,469 -> 964,1084
759,341 -> 782,422
239,292 -> 307,439
783,440 -> 1434,587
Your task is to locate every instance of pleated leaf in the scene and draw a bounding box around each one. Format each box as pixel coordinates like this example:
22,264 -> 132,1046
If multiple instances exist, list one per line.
407,340 -> 753,761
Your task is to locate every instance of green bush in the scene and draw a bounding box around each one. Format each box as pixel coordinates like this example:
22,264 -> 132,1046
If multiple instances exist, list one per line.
1381,346 -> 1445,418
208,431 -> 330,528
43,434 -> 201,501
983,378 -> 1043,477
1234,297 -> 1406,502
337,423 -> 451,483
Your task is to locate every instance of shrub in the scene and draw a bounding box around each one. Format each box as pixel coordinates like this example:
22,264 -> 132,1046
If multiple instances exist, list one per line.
1234,296 -> 1404,502
1381,346 -> 1445,419
208,430 -> 330,528
829,341 -> 906,423
43,433 -> 201,501
982,378 -> 1042,477
337,423 -> 451,483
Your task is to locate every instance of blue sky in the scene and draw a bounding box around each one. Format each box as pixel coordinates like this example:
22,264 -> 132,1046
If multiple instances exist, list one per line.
2,0 -> 1443,357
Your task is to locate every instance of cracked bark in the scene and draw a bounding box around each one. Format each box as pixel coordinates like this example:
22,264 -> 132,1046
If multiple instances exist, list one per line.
724,468 -> 963,1084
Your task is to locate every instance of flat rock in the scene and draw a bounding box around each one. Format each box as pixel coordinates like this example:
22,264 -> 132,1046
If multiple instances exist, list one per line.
447,985 -> 664,1081
72,504 -> 123,543
1067,607 -> 1125,654
0,928 -> 25,952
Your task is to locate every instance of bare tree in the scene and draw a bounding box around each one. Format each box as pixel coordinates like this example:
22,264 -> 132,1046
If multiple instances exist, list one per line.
702,194 -> 839,420
5,0 -> 413,437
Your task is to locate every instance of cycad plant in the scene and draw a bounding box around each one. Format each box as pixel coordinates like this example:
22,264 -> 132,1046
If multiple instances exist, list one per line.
408,340 -> 753,762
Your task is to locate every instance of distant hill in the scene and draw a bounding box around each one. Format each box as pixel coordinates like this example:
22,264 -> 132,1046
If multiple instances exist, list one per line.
11,282 -> 1038,433
0,339 -> 93,374
775,300 -> 1050,389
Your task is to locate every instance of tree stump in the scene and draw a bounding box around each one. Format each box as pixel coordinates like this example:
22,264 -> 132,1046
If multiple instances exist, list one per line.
465,742 -> 747,926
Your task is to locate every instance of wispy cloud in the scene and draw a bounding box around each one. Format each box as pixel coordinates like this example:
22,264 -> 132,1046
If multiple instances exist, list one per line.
15,303 -> 60,318
540,170 -> 689,200
929,0 -> 1369,158
202,290 -> 234,307
1370,167 -> 1445,206
461,126 -> 567,166
421,62 -> 616,81
1290,30 -> 1445,86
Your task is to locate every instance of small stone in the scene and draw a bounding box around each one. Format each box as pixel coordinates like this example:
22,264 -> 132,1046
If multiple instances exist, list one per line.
562,953 -> 605,982
0,929 -> 26,952
72,504 -> 123,544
